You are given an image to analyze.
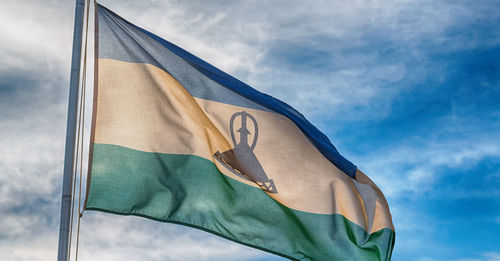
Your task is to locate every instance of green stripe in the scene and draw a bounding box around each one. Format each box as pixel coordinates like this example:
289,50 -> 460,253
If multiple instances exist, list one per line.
86,144 -> 394,260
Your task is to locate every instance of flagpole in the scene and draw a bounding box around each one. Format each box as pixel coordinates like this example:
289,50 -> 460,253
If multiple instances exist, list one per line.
57,0 -> 86,260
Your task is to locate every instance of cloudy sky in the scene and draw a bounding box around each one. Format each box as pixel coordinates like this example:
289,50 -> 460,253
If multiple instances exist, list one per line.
1,0 -> 499,260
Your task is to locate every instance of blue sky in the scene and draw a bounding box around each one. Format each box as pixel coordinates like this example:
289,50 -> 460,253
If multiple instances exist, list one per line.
0,0 -> 499,260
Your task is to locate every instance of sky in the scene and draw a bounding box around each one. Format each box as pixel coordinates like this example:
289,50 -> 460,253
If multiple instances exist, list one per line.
0,0 -> 499,260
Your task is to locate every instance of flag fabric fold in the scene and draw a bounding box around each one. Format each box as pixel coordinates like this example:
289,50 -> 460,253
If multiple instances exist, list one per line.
85,4 -> 395,260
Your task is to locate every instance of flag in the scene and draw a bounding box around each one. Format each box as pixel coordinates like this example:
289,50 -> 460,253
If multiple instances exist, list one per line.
85,4 -> 395,260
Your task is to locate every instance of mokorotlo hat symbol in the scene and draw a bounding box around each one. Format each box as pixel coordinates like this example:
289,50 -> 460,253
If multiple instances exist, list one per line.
214,111 -> 277,194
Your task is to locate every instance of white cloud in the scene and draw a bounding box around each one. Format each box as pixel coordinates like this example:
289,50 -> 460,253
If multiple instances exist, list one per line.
455,252 -> 500,261
76,212 -> 268,261
359,135 -> 500,198
0,0 -> 73,73
0,233 -> 58,261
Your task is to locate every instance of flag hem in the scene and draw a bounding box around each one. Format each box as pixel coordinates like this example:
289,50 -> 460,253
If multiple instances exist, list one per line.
85,207 -> 302,261
85,206 -> 395,261
83,1 -> 99,209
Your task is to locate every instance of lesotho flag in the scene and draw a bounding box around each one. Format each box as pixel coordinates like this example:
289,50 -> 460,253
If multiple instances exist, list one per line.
85,4 -> 395,260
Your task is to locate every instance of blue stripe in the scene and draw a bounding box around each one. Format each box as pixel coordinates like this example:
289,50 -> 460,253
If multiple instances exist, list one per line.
97,5 -> 270,112
97,4 -> 357,178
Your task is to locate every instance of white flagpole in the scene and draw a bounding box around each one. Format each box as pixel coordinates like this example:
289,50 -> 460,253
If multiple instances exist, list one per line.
57,0 -> 86,260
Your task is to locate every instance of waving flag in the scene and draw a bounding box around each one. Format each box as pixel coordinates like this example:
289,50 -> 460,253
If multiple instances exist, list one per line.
85,4 -> 395,260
